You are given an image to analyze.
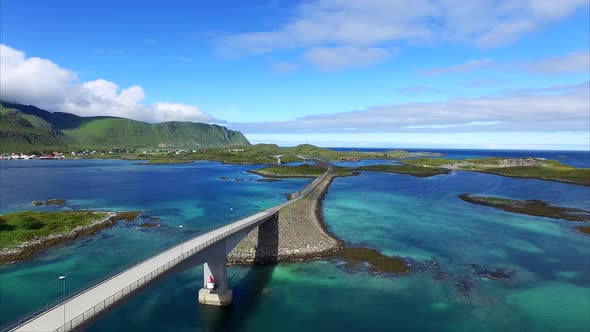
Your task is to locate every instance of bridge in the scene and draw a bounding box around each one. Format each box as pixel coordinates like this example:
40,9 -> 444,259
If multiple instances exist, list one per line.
6,171 -> 330,332
271,154 -> 283,164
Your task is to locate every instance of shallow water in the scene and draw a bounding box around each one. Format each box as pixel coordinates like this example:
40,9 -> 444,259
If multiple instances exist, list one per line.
1,159 -> 589,331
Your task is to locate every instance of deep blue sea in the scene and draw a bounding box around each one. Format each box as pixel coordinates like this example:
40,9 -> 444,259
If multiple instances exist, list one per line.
1,149 -> 589,331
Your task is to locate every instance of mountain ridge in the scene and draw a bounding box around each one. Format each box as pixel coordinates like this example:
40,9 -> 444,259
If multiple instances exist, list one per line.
0,101 -> 250,152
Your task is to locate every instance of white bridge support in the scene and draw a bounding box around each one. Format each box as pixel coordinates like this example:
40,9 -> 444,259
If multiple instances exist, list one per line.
198,246 -> 232,306
272,155 -> 283,164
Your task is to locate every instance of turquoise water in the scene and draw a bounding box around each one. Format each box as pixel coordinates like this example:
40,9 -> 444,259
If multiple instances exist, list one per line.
0,160 -> 310,326
1,159 -> 589,331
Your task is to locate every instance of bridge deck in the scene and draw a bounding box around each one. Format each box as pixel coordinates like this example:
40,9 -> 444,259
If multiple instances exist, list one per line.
11,172 -> 328,332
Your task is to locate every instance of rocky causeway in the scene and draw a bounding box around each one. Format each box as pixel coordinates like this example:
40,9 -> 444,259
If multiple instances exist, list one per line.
227,174 -> 343,264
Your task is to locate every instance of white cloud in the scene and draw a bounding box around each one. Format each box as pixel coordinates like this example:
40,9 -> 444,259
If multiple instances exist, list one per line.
405,121 -> 500,128
303,46 -> 391,71
418,59 -> 493,76
217,0 -> 589,69
475,19 -> 537,48
418,50 -> 590,76
246,131 -> 589,150
232,82 -> 590,134
0,44 -> 218,123
525,51 -> 590,74
0,44 -> 75,108
151,103 -> 218,123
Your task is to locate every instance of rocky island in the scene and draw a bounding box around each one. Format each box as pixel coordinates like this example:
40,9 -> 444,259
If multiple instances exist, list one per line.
458,194 -> 590,222
0,211 -> 141,264
459,194 -> 590,236
31,199 -> 66,206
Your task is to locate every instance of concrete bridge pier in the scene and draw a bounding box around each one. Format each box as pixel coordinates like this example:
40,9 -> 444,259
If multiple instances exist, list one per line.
198,248 -> 233,306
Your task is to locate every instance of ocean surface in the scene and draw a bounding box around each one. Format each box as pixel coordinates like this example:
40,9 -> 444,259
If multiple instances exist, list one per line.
1,150 -> 589,331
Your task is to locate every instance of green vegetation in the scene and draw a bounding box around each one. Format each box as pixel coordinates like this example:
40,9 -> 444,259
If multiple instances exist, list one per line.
0,211 -> 108,249
404,157 -> 590,186
480,166 -> 590,186
355,164 -> 450,177
0,107 -> 64,151
250,164 -> 327,177
459,194 -> 590,222
338,247 -> 409,274
403,158 -> 457,167
133,143 -> 440,165
279,144 -> 439,161
250,164 -> 355,178
0,101 -> 249,152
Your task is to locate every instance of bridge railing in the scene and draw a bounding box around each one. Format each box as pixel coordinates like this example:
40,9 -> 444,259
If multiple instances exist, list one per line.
5,171 -> 330,332
0,240 -> 175,332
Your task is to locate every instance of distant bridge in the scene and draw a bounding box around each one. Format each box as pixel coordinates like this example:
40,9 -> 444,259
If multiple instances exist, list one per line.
5,170 -> 330,332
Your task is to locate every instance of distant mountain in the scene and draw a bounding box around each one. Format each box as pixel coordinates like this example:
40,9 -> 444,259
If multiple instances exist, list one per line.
0,101 -> 250,152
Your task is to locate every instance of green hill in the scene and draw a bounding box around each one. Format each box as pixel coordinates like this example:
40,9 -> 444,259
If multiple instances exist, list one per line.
0,101 -> 249,152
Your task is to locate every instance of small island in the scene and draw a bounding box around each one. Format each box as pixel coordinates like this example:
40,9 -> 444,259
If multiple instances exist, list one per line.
0,210 -> 141,264
403,158 -> 590,186
354,164 -> 450,178
249,164 -> 355,178
459,194 -> 590,222
32,199 -> 66,206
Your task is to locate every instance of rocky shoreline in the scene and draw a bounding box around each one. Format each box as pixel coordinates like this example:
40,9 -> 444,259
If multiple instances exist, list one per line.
0,212 -> 138,264
227,174 -> 344,264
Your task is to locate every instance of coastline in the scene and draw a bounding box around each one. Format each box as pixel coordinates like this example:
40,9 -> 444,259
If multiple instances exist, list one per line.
0,212 -> 136,264
467,169 -> 590,187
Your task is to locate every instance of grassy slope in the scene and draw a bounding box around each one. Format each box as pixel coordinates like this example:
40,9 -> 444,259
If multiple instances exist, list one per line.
55,115 -> 249,149
0,101 -> 250,152
0,107 -> 64,152
404,158 -> 590,185
0,211 -> 108,249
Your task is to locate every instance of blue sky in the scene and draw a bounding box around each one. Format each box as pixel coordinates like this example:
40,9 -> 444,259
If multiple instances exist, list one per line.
1,0 -> 589,149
